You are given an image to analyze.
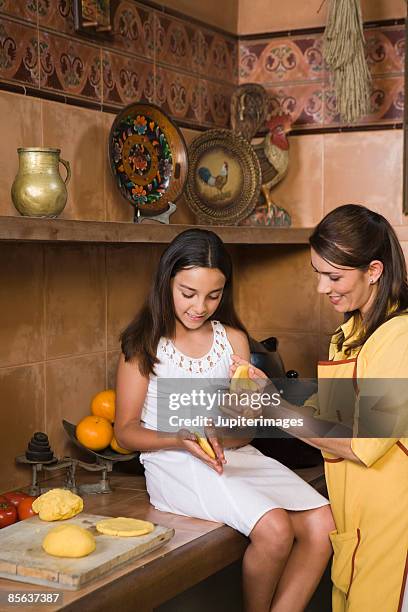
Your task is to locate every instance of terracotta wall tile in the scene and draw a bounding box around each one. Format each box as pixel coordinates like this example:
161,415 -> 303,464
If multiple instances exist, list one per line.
319,295 -> 342,338
322,130 -> 403,226
107,349 -> 120,388
106,244 -> 164,350
46,353 -> 106,458
264,82 -> 324,128
324,76 -> 403,127
38,30 -> 102,102
0,243 -> 44,367
401,242 -> 408,267
110,0 -> 154,59
170,194 -> 196,224
155,13 -> 195,73
45,244 -> 106,359
201,79 -> 234,128
0,0 -> 38,23
102,51 -> 154,107
172,122 -> 195,225
247,329 -> 319,378
0,17 -> 39,87
237,0 -> 405,35
37,0 -> 75,34
158,0 -> 238,34
278,332 -> 319,378
365,27 -> 405,76
267,134 -> 323,227
155,66 -> 200,124
240,37 -> 325,85
235,245 -> 319,334
0,91 -> 42,216
0,364 -> 45,492
42,100 -> 106,221
199,29 -> 236,83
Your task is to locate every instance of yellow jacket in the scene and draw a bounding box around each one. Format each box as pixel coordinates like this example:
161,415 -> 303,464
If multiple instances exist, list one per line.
317,315 -> 408,612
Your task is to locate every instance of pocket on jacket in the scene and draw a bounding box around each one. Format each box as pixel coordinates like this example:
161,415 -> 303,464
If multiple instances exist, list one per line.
329,528 -> 361,596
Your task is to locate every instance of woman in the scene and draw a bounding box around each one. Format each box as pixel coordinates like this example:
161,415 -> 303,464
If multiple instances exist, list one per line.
232,204 -> 408,612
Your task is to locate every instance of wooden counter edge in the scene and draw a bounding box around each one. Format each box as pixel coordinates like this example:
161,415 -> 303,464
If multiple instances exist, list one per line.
58,525 -> 247,612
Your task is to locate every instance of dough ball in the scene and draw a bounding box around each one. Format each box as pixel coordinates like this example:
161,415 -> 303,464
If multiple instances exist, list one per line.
95,517 -> 154,537
42,524 -> 96,558
32,488 -> 83,521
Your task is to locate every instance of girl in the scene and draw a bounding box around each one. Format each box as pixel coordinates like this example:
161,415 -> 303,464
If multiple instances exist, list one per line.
114,228 -> 334,612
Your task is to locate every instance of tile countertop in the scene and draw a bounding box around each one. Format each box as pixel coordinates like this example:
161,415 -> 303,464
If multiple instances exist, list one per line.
0,466 -> 324,612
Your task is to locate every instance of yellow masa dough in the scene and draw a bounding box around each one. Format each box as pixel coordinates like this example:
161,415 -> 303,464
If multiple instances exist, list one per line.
95,517 -> 154,537
32,488 -> 83,521
42,524 -> 96,558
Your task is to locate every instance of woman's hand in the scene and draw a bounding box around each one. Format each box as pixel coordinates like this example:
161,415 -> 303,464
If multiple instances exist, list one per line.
230,354 -> 268,390
220,354 -> 270,420
177,428 -> 225,474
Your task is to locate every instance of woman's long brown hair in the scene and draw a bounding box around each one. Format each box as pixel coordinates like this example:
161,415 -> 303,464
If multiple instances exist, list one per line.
309,204 -> 408,354
120,229 -> 247,376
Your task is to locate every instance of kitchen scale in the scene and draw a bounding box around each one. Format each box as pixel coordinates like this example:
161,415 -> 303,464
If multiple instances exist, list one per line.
15,421 -> 138,496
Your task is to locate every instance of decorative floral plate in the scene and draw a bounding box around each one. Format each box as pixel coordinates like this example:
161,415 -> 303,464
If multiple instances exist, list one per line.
109,103 -> 188,216
186,129 -> 262,225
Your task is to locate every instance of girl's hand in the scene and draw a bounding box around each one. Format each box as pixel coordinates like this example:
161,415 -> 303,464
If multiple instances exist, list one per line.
204,422 -> 226,466
177,429 -> 224,474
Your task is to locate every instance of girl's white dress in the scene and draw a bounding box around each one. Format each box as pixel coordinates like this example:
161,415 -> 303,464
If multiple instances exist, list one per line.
139,320 -> 329,536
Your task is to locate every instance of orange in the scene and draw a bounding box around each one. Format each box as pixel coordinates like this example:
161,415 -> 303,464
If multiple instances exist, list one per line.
110,435 -> 133,455
91,390 -> 115,423
76,415 -> 113,451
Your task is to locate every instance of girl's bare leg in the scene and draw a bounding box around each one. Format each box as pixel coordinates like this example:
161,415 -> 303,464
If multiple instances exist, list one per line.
243,509 -> 294,612
270,505 -> 334,612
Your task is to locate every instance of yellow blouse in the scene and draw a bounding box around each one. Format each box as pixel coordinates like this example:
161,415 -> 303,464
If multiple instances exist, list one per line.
329,314 -> 408,465
317,313 -> 408,612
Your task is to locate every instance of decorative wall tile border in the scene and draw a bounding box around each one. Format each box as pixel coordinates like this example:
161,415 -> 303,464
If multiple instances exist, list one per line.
0,0 -> 38,23
240,25 -> 405,130
39,30 -> 102,103
240,36 -> 325,84
0,18 -> 39,87
0,1 -> 404,132
0,1 -> 238,129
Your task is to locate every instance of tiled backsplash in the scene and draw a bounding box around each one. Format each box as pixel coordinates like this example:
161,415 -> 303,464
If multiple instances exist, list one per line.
239,24 -> 405,130
0,0 -> 237,128
0,1 -> 404,131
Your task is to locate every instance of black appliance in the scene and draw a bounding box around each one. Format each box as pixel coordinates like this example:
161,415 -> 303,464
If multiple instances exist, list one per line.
249,336 -> 322,469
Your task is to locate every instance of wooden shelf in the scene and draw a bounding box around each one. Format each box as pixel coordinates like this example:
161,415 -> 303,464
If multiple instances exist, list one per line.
2,217 -> 407,246
0,216 -> 313,245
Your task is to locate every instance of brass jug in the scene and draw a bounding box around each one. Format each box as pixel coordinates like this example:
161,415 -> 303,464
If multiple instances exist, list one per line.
11,148 -> 71,217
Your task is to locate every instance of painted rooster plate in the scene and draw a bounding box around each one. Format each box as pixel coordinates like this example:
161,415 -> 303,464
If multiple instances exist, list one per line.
109,103 -> 188,216
186,129 -> 261,225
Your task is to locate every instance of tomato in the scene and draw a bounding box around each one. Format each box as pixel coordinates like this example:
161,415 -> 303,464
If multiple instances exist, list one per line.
0,501 -> 17,528
17,496 -> 37,520
3,491 -> 30,507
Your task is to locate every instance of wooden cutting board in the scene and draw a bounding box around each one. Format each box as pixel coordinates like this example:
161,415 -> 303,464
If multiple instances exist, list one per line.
0,514 -> 174,590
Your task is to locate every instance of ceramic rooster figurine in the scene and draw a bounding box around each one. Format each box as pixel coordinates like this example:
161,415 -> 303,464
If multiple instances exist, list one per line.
253,114 -> 292,210
198,161 -> 229,194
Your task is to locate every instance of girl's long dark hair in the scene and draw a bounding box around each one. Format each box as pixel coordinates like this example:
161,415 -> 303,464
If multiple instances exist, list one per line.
309,204 -> 408,354
121,229 -> 247,376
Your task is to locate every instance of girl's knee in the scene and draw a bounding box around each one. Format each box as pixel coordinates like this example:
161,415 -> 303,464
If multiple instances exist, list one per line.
312,505 -> 335,535
250,509 -> 294,555
293,505 -> 335,545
